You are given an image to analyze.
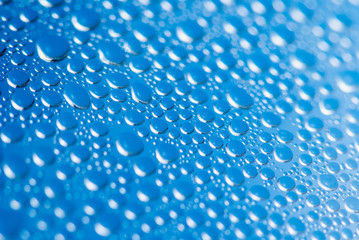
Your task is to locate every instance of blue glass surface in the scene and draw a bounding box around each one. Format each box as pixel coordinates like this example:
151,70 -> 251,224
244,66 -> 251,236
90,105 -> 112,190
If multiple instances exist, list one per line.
1,0 -> 359,239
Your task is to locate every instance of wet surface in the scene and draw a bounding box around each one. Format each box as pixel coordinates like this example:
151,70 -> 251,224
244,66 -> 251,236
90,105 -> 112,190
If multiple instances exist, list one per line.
1,0 -> 359,239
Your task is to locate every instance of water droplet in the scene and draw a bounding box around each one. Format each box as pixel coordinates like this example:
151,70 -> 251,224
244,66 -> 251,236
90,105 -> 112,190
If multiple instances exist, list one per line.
7,70 -> 29,88
36,35 -> 69,62
63,83 -> 91,109
38,0 -> 63,8
274,145 -> 293,163
11,89 -> 34,111
116,132 -> 144,157
173,180 -> 194,200
225,167 -> 244,186
131,82 -> 152,104
287,217 -> 305,235
72,9 -> 100,32
1,123 -> 24,143
176,20 -> 204,43
318,174 -> 338,191
98,42 -> 125,66
278,176 -> 295,191
226,86 -> 253,109
226,140 -> 246,157
156,143 -> 178,164
248,185 -> 270,201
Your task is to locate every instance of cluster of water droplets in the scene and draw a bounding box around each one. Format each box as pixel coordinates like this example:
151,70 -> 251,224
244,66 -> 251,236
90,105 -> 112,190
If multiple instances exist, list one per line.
1,0 -> 359,239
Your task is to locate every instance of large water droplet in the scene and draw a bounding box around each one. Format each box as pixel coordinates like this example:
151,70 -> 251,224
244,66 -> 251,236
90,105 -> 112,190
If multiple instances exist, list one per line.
72,9 -> 100,32
176,20 -> 204,43
116,132 -> 144,156
7,70 -> 29,88
63,83 -> 91,109
98,42 -> 125,66
36,35 -> 70,62
156,143 -> 178,164
318,174 -> 338,191
11,89 -> 34,111
226,86 -> 253,109
336,71 -> 359,93
344,196 -> 359,213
